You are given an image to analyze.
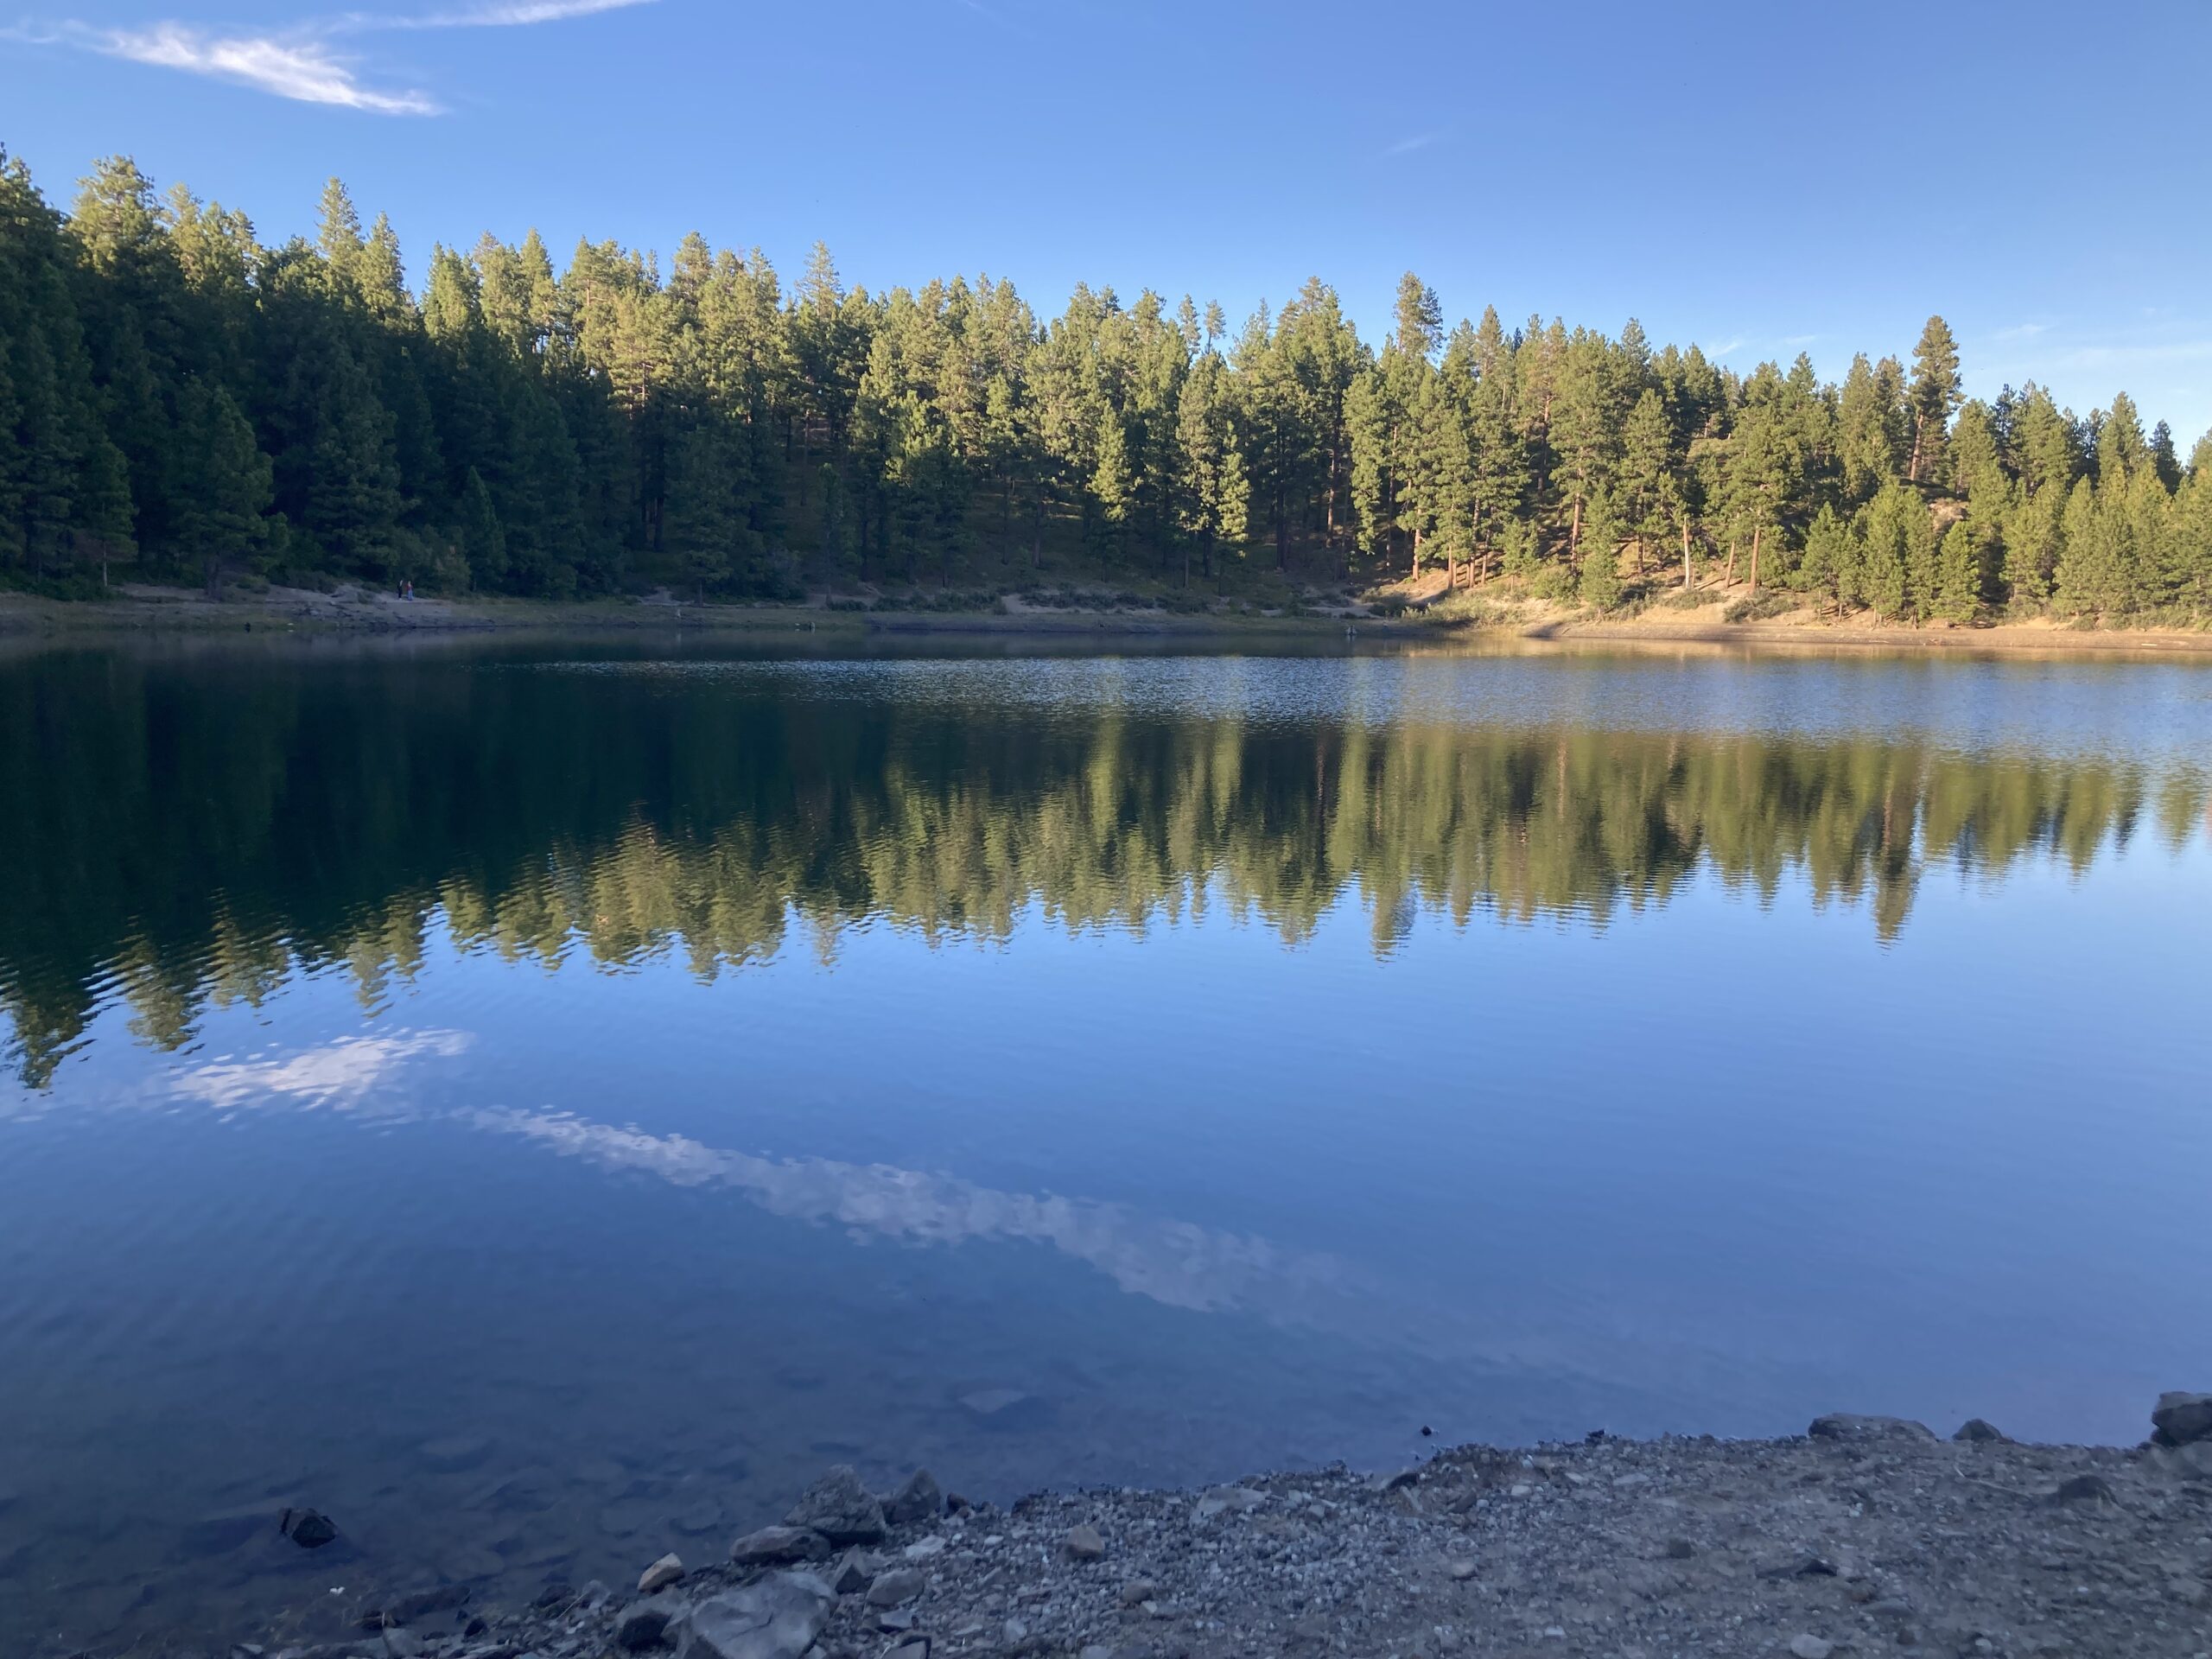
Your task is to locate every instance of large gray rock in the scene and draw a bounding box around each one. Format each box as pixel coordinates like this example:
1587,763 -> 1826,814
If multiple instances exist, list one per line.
617,1595 -> 680,1651
784,1466 -> 887,1547
675,1574 -> 832,1659
1807,1414 -> 1935,1443
882,1468 -> 943,1527
728,1525 -> 830,1567
2152,1391 -> 2212,1446
1952,1419 -> 2010,1444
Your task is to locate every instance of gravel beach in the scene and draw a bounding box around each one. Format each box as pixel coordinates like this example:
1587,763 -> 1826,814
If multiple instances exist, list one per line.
220,1397 -> 2212,1659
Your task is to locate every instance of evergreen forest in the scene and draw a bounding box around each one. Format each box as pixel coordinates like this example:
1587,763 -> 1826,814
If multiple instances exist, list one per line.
5,148 -> 2210,621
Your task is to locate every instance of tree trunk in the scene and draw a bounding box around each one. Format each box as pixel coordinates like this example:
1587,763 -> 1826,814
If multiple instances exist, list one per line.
1569,494 -> 1583,551
1723,538 -> 1738,586
1681,521 -> 1694,588
1748,523 -> 1762,595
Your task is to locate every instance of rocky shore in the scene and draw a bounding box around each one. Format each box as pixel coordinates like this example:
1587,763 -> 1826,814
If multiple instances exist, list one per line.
214,1397 -> 2212,1659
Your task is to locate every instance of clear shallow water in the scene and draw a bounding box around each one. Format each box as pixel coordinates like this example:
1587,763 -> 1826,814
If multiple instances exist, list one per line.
2,637 -> 2209,1653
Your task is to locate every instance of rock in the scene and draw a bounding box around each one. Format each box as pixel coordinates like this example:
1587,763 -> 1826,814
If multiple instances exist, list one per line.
1789,1638 -> 1834,1659
882,1469 -> 943,1526
416,1435 -> 493,1473
1953,1419 -> 2011,1443
1002,1618 -> 1030,1644
877,1607 -> 917,1632
2165,1440 -> 2212,1481
1807,1414 -> 1935,1442
830,1548 -> 874,1595
1368,1470 -> 1421,1495
883,1643 -> 929,1659
1081,1646 -> 1116,1659
730,1525 -> 831,1566
784,1466 -> 887,1547
1663,1538 -> 1696,1560
866,1567 -> 924,1607
639,1554 -> 686,1595
1065,1522 -> 1106,1560
675,1574 -> 832,1659
1195,1483 -> 1273,1518
278,1508 -> 339,1549
1121,1578 -> 1159,1604
378,1630 -> 425,1659
2051,1473 -> 2118,1505
1446,1558 -> 1478,1580
2152,1391 -> 2212,1446
618,1597 -> 678,1652
903,1535 -> 946,1560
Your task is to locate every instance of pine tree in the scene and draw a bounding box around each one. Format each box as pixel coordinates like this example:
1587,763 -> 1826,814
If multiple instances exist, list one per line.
1934,520 -> 1980,623
1906,315 -> 1961,484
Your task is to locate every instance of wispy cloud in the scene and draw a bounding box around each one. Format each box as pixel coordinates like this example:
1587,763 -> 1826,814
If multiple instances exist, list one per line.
342,0 -> 654,29
10,0 -> 655,111
1384,131 -> 1443,156
26,20 -> 440,111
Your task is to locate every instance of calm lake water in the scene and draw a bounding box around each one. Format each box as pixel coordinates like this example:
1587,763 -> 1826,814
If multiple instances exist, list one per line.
3,634 -> 2209,1653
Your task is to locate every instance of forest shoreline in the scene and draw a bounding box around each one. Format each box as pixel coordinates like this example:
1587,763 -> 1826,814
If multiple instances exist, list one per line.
7,583 -> 2212,658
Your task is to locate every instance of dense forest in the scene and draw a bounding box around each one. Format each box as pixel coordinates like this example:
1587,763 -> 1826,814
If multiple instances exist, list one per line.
5,647 -> 2204,1085
3,147 -> 2210,619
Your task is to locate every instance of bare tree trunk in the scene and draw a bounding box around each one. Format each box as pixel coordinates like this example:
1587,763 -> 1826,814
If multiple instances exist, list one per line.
1681,521 -> 1694,588
1748,523 -> 1763,595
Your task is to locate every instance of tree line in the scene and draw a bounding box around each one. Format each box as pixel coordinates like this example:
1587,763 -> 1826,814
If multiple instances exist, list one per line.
3,148 -> 2210,619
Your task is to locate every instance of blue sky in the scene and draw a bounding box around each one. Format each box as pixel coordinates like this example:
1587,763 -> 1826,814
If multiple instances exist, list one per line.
4,0 -> 2209,443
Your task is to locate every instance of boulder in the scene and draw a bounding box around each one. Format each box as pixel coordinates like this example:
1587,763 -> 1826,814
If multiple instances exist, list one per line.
1952,1420 -> 2010,1444
278,1508 -> 339,1549
1065,1522 -> 1106,1561
639,1554 -> 686,1595
783,1466 -> 887,1547
617,1596 -> 679,1652
1806,1414 -> 1935,1443
675,1574 -> 833,1659
2152,1391 -> 2212,1447
829,1548 -> 874,1596
728,1526 -> 830,1567
882,1468 -> 943,1527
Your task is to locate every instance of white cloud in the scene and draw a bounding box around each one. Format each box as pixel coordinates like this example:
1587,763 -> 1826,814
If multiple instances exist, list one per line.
32,20 -> 440,111
1384,132 -> 1442,156
15,0 -> 655,111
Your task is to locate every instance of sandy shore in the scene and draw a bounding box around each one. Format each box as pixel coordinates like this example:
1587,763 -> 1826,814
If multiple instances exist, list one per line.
212,1398 -> 2212,1659
7,585 -> 2211,658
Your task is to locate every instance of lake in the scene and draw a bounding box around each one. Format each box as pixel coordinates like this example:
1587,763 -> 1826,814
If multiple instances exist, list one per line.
2,633 -> 2209,1653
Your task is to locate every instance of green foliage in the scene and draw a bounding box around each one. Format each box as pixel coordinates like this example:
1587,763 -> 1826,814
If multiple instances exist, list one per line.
0,149 -> 2203,620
